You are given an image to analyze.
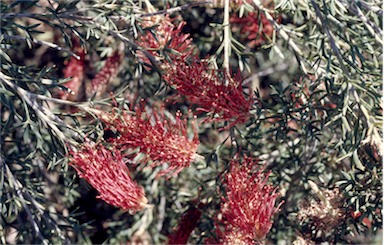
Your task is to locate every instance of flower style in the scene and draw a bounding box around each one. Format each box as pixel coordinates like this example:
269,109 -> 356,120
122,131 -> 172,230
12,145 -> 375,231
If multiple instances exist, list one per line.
91,50 -> 124,95
136,16 -> 194,65
68,142 -> 148,213
163,58 -> 253,128
101,107 -> 199,176
217,156 -> 281,244
61,48 -> 85,101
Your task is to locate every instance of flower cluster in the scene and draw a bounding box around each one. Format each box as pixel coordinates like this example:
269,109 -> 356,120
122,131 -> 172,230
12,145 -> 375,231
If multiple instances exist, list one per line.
101,106 -> 199,176
230,11 -> 275,48
297,188 -> 346,239
163,58 -> 253,127
61,48 -> 85,101
137,14 -> 253,128
137,16 -> 194,65
91,50 -> 124,96
68,142 -> 147,213
216,156 -> 281,244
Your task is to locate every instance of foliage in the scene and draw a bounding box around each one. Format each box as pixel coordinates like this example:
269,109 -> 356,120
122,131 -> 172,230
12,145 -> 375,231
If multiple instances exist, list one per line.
0,0 -> 382,244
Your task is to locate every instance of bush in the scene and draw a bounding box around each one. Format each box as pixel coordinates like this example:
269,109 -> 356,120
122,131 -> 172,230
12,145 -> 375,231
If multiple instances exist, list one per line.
1,0 -> 382,244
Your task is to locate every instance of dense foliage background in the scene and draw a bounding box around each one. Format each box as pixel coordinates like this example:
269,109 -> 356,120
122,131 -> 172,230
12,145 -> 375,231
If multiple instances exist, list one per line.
0,0 -> 382,244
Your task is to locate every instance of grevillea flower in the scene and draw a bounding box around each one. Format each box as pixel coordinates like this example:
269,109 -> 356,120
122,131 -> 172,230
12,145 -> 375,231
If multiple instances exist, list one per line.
167,205 -> 202,244
68,142 -> 148,213
137,16 -> 194,65
91,50 -> 124,95
101,107 -> 199,176
216,156 -> 281,244
230,11 -> 275,48
61,48 -> 85,101
163,58 -> 253,127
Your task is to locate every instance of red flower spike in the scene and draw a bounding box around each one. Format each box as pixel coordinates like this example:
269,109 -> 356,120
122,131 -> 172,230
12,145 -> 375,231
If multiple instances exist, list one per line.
61,49 -> 85,101
137,16 -> 194,65
218,156 -> 281,244
68,142 -> 148,213
163,58 -> 253,128
167,206 -> 202,244
102,107 -> 199,177
91,50 -> 124,95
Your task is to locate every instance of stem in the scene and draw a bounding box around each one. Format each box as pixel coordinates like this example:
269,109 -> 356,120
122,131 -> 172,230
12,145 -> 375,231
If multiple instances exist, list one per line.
223,0 -> 231,78
3,160 -> 48,245
0,72 -> 86,143
252,0 -> 308,74
139,1 -> 211,17
2,35 -> 80,59
310,0 -> 349,77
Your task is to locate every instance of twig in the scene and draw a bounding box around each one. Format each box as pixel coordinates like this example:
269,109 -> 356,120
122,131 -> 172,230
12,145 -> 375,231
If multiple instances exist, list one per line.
252,0 -> 308,74
2,35 -> 80,59
310,0 -> 349,77
0,72 -> 86,143
139,1 -> 211,17
243,63 -> 289,84
345,2 -> 383,44
222,0 -> 231,77
3,160 -> 48,245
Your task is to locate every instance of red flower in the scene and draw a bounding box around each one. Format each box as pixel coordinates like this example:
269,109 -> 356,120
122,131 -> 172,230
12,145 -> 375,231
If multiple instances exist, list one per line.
167,206 -> 202,244
91,50 -> 124,95
217,156 -> 281,244
68,142 -> 147,213
101,107 -> 199,176
163,58 -> 253,128
61,48 -> 85,101
137,16 -> 194,65
230,11 -> 276,48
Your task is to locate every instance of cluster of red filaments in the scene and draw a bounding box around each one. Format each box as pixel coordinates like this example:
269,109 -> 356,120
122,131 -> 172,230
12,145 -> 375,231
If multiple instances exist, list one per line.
61,46 -> 85,101
163,58 -> 253,127
137,14 -> 254,128
101,106 -> 199,177
217,156 -> 281,244
136,16 -> 193,65
91,50 -> 124,95
68,142 -> 147,213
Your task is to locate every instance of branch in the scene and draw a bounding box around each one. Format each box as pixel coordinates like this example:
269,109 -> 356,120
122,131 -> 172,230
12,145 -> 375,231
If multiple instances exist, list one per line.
310,0 -> 349,77
2,159 -> 48,245
222,0 -> 231,76
2,35 -> 80,59
0,72 -> 86,144
139,1 -> 211,17
252,0 -> 309,74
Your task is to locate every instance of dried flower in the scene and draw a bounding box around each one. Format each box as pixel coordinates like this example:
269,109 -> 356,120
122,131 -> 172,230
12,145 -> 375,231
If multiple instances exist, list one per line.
101,107 -> 199,176
137,16 -> 194,65
68,142 -> 147,213
61,48 -> 85,101
91,50 -> 124,96
297,188 -> 346,239
167,206 -> 202,244
216,156 -> 281,244
163,58 -> 253,127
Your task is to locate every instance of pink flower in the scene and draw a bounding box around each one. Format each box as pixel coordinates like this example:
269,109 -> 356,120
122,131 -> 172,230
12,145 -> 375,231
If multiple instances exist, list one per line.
101,106 -> 199,176
217,156 -> 281,244
163,58 -> 253,128
137,16 -> 194,65
91,50 -> 123,95
68,142 -> 147,213
230,11 -> 275,48
61,48 -> 85,101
